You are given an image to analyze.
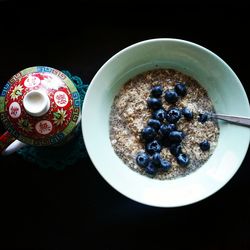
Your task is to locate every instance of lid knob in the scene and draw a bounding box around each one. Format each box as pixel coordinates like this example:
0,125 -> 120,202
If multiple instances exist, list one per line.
23,90 -> 50,117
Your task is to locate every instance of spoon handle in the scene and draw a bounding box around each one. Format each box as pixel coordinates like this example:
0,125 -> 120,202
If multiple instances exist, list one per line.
211,113 -> 250,127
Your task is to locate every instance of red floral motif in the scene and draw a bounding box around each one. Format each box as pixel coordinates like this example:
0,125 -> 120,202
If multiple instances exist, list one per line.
54,91 -> 69,107
9,102 -> 21,118
10,106 -> 19,116
56,94 -> 67,105
24,75 -> 41,88
35,120 -> 53,135
2,68 -> 79,146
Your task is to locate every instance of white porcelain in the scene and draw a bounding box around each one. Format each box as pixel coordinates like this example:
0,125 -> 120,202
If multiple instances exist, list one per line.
82,38 -> 250,207
23,90 -> 50,117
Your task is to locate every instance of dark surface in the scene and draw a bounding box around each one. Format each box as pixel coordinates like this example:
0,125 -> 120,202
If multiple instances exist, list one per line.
0,2 -> 249,249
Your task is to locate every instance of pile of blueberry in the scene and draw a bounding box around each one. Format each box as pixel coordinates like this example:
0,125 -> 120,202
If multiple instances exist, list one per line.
136,82 -> 210,176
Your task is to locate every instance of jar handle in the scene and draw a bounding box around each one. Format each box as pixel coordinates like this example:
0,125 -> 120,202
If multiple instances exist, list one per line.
0,131 -> 25,155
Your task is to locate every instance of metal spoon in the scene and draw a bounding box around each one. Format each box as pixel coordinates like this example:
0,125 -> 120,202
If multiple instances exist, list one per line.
208,113 -> 250,127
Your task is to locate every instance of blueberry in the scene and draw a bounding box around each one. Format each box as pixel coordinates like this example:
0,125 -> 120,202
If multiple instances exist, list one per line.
141,126 -> 157,141
145,140 -> 162,155
165,108 -> 181,123
159,124 -> 169,137
198,113 -> 208,123
151,85 -> 163,98
199,140 -> 210,151
160,136 -> 171,147
182,107 -> 193,120
152,153 -> 162,166
153,108 -> 166,122
175,82 -> 187,96
165,90 -> 179,104
169,143 -> 182,156
136,152 -> 150,168
167,123 -> 177,131
145,162 -> 157,176
176,153 -> 190,167
159,123 -> 177,137
160,159 -> 172,171
148,119 -> 161,131
168,131 -> 185,143
147,97 -> 162,110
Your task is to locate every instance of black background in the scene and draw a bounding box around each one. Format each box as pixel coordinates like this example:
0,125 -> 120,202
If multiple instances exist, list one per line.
0,1 -> 249,249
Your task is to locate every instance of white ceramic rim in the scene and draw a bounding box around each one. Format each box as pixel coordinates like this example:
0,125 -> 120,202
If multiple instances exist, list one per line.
82,38 -> 250,207
23,90 -> 50,117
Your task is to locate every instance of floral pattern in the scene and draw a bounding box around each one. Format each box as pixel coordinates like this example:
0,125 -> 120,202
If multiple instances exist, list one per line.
10,84 -> 24,100
18,118 -> 33,132
1,66 -> 80,146
53,108 -> 68,126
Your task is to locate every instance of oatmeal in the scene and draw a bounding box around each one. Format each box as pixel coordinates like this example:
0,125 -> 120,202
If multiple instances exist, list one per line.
109,69 -> 219,180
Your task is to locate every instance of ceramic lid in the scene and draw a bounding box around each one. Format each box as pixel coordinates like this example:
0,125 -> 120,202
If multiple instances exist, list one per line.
0,66 -> 81,146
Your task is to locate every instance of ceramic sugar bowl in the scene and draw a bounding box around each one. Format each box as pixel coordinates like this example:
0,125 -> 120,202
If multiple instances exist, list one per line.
0,66 -> 81,155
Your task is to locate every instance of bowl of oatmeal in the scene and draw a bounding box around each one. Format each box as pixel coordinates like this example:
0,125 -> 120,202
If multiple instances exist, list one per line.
82,38 -> 250,207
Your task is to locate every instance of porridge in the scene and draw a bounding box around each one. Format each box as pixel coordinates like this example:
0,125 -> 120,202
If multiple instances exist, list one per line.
109,69 -> 219,179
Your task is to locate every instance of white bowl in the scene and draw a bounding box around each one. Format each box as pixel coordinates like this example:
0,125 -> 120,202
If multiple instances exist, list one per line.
82,38 -> 250,207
